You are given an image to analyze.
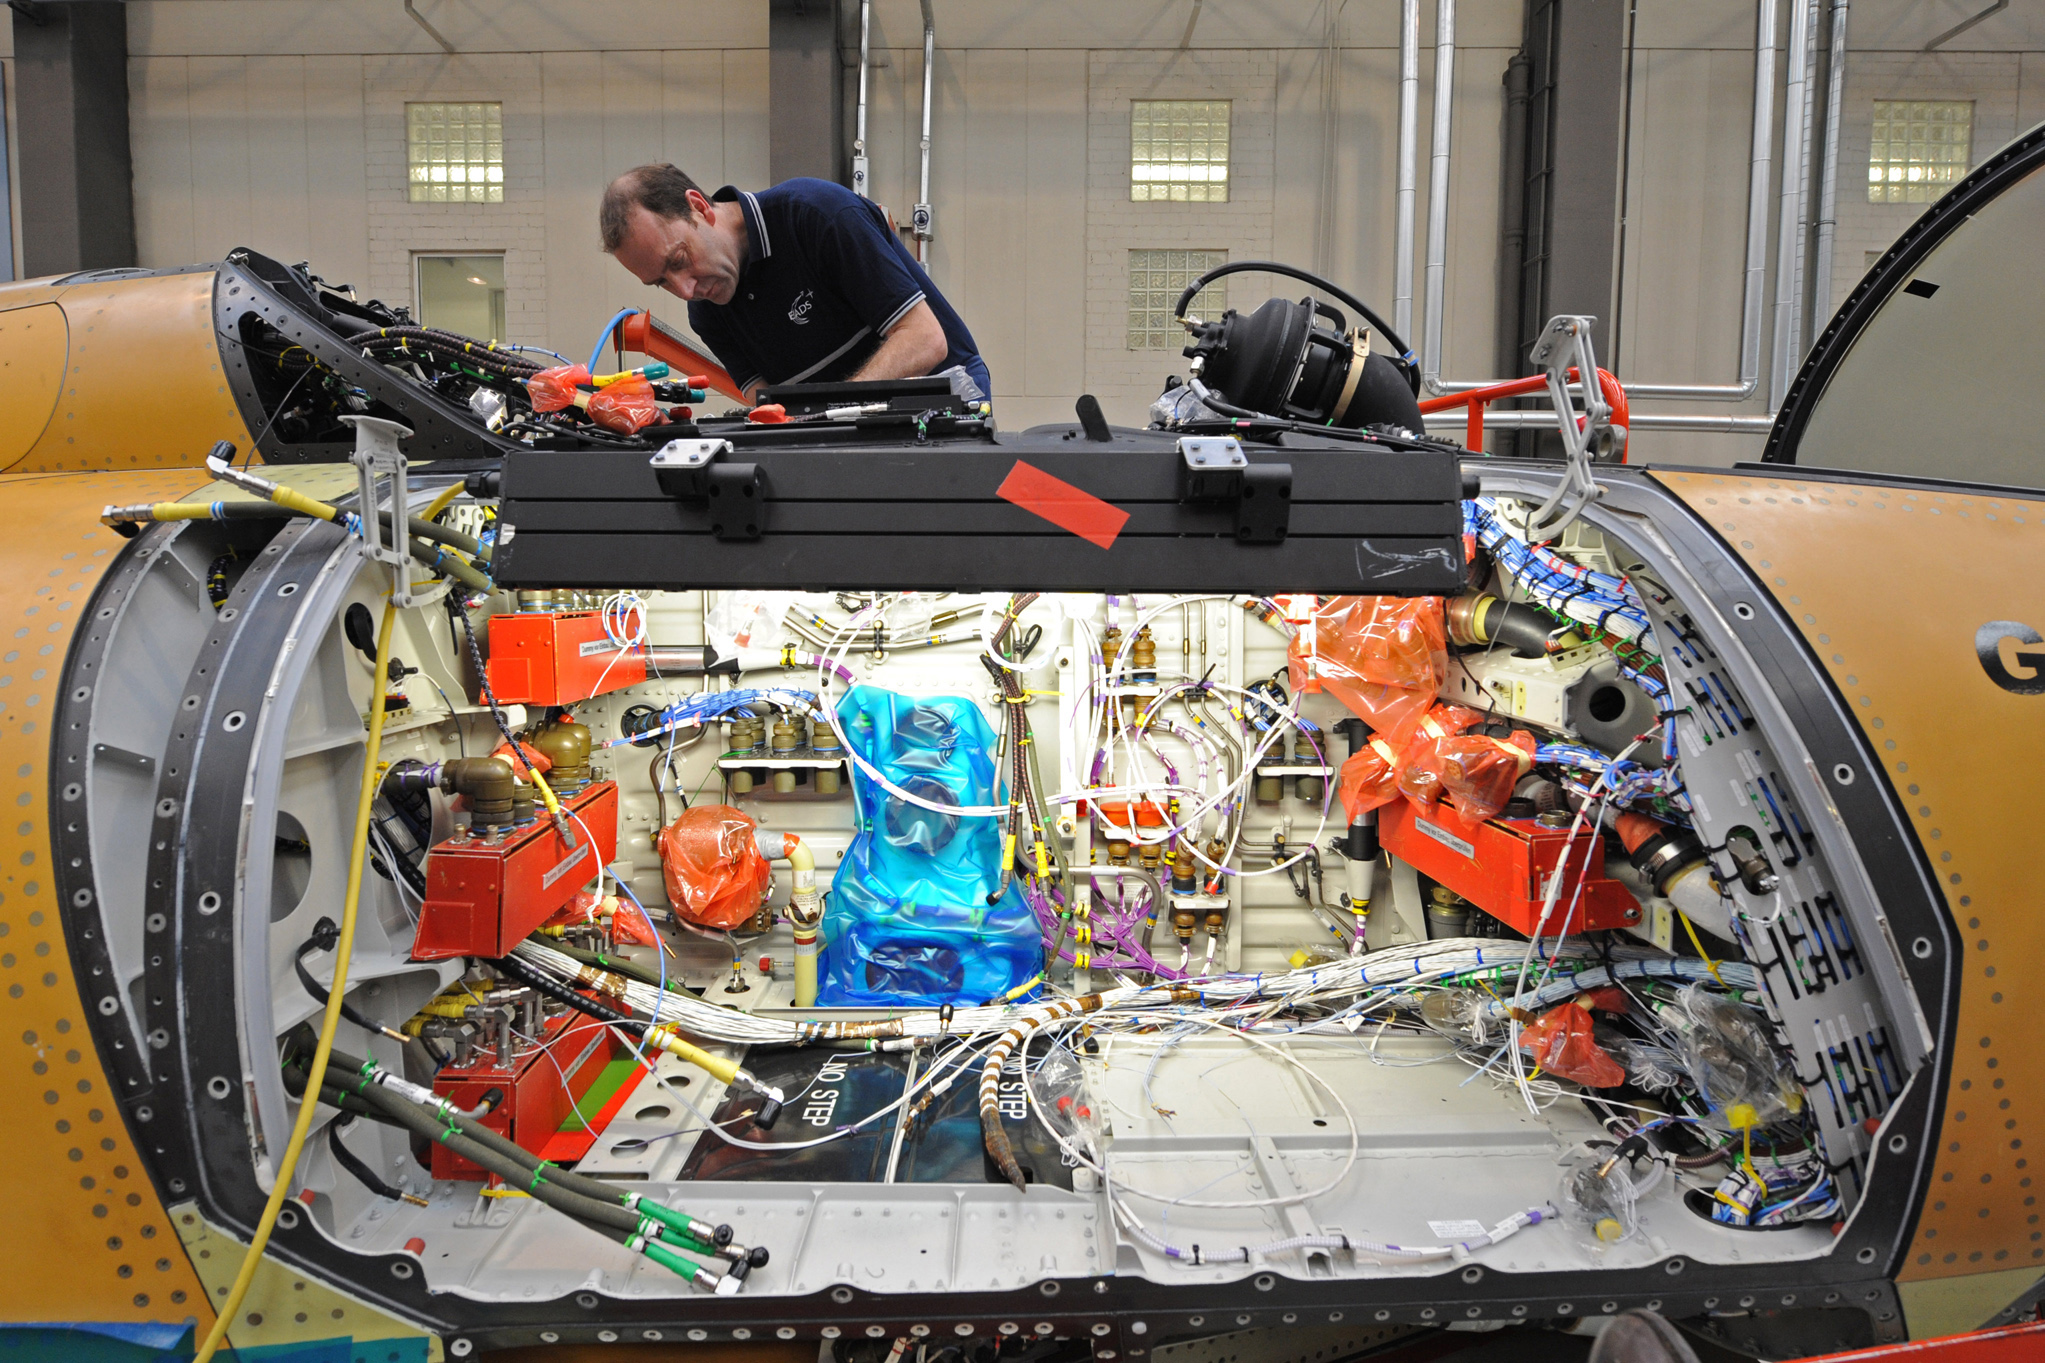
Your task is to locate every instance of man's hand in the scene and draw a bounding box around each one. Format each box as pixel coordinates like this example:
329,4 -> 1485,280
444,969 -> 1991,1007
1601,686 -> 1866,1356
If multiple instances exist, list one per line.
848,301 -> 949,383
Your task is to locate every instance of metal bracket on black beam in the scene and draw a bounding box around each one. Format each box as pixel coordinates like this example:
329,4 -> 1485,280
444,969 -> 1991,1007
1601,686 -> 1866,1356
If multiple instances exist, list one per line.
1177,436 -> 1291,545
650,439 -> 767,542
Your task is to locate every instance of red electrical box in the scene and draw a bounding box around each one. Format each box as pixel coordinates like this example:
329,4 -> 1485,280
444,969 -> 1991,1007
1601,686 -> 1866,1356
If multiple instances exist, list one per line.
1379,799 -> 1643,935
485,612 -> 646,706
413,781 -> 620,960
429,1008 -> 628,1180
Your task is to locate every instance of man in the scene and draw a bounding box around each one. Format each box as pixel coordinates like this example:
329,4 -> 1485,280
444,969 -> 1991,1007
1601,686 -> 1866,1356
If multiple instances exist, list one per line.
600,164 -> 990,403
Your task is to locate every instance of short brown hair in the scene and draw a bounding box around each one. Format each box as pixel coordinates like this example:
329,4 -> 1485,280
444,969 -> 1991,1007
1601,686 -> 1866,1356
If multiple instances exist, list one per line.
599,164 -> 705,252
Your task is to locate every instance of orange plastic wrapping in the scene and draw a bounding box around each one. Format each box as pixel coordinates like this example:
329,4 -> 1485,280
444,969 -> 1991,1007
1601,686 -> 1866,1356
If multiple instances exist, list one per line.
1437,729 -> 1536,827
490,739 -> 552,776
526,363 -> 591,413
658,804 -> 773,931
1336,735 -> 1405,823
543,888 -> 606,929
1394,705 -> 1482,814
588,373 -> 662,434
1520,1000 -> 1627,1087
1289,597 -> 1447,748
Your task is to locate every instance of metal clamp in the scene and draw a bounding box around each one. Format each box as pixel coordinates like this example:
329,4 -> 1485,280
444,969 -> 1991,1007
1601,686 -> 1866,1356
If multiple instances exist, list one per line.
342,415 -> 440,608
650,439 -> 767,542
1521,316 -> 1612,541
1177,436 -> 1291,545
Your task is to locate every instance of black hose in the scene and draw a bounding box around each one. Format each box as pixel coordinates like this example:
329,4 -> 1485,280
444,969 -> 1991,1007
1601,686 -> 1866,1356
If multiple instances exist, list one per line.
294,919 -> 396,1039
542,939 -> 678,995
1480,600 -> 1568,659
1172,260 -> 1420,395
326,1116 -> 418,1204
491,950 -> 645,1036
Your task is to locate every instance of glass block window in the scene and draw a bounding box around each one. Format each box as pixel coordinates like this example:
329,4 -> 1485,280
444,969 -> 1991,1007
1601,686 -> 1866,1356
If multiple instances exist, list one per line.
1128,249 -> 1227,350
1131,100 -> 1231,203
1868,100 -> 1972,204
407,102 -> 504,203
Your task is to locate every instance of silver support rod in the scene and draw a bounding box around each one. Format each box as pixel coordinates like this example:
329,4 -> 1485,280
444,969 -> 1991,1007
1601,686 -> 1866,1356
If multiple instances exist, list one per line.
1419,0 -> 1456,393
1769,0 -> 1813,406
1394,0 -> 1420,343
915,0 -> 935,259
1812,0 -> 1849,340
852,0 -> 872,199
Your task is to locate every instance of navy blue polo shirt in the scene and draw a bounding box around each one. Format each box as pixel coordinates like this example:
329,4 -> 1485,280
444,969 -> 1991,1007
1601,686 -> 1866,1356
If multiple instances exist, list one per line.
687,180 -> 991,400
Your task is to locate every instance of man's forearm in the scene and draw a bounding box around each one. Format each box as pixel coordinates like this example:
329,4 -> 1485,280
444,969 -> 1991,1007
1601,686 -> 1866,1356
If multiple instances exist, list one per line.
849,301 -> 949,382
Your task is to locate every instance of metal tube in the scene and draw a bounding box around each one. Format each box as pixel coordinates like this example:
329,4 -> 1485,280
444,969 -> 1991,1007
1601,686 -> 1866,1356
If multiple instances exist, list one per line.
853,0 -> 872,199
1769,0 -> 1812,406
1422,410 -> 1776,434
1420,0 -> 1456,393
1785,0 -> 1823,381
916,0 -> 934,260
1394,0 -> 1420,342
1812,0 -> 1849,340
1437,0 -> 1781,402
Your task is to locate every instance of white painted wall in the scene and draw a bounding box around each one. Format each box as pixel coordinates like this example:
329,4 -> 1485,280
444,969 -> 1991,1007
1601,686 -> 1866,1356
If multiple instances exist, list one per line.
103,0 -> 2045,461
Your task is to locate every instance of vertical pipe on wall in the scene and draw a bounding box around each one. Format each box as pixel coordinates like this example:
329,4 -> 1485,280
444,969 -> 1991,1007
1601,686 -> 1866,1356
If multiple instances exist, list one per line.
1769,0 -> 1812,407
1496,52 -> 1529,381
852,0 -> 872,198
1811,0 -> 1849,339
1785,0 -> 1821,374
1420,0 -> 1456,393
1394,0 -> 1420,343
915,0 -> 935,260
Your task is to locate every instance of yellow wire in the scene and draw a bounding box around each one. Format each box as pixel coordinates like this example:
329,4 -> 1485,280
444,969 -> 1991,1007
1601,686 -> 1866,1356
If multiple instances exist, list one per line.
1679,911 -> 1726,986
192,599 -> 400,1363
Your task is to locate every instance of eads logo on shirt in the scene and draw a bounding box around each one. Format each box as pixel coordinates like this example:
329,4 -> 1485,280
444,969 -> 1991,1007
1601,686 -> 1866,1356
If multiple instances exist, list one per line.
789,290 -> 815,325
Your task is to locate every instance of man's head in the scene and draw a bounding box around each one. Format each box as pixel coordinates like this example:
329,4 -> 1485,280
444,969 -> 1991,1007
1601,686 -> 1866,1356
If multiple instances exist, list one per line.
600,164 -> 748,306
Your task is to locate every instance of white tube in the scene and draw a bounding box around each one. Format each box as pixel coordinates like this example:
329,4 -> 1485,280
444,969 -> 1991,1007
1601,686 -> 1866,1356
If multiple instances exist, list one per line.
758,831 -> 823,1007
1394,0 -> 1420,342
1769,0 -> 1813,407
1663,863 -> 1734,941
1419,0 -> 1456,393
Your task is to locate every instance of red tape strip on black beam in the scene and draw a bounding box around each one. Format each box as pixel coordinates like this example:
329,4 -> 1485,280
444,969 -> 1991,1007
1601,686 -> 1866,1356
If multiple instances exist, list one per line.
994,460 -> 1130,550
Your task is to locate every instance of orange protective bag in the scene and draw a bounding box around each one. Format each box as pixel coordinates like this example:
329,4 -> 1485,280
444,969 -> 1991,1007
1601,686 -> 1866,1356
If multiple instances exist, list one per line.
658,804 -> 773,931
588,373 -> 663,434
526,363 -> 591,413
1437,729 -> 1536,827
490,739 -> 551,776
1395,704 -> 1482,813
1336,735 -> 1405,823
1289,597 -> 1447,748
1520,1000 -> 1627,1087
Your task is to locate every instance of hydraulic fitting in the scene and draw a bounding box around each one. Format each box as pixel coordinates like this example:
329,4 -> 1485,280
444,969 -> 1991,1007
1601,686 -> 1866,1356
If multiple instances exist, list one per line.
1131,626 -> 1157,682
770,715 -> 804,793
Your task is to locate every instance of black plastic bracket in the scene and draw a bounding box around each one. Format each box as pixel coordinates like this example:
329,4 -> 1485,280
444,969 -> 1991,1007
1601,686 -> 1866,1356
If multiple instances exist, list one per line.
1177,437 -> 1290,544
650,439 -> 767,541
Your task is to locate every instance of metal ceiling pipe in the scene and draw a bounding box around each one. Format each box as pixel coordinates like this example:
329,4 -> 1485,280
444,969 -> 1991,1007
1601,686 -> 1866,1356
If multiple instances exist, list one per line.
914,0 -> 935,260
1768,0 -> 1814,406
852,0 -> 872,198
1419,0 -> 1456,392
1810,0 -> 1849,348
1394,0 -> 1420,342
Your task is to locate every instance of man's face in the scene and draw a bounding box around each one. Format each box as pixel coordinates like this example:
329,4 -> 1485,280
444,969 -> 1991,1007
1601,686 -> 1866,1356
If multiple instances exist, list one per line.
611,196 -> 743,306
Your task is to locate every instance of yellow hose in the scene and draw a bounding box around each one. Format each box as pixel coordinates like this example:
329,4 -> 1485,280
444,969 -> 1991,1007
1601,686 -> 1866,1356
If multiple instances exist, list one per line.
193,599 -> 400,1363
421,481 -> 464,521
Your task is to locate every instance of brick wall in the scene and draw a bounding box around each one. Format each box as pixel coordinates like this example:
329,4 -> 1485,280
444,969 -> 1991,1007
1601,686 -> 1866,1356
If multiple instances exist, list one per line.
362,56 -> 550,341
1084,50 -> 1280,404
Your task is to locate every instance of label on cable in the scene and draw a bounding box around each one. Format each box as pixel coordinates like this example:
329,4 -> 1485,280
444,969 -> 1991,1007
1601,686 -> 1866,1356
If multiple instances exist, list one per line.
1427,1219 -> 1487,1239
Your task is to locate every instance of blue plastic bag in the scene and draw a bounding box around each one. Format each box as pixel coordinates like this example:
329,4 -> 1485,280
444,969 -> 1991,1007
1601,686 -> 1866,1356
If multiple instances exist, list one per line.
820,685 -> 1044,1006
